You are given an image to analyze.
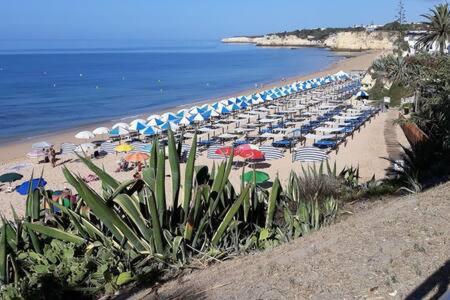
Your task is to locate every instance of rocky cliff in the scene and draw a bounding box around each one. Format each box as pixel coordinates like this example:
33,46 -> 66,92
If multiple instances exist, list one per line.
222,31 -> 397,51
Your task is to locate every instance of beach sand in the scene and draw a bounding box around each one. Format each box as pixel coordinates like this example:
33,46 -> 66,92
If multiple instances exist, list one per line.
0,50 -> 408,220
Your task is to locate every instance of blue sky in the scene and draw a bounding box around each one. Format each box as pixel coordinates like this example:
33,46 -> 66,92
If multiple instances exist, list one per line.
0,0 -> 443,41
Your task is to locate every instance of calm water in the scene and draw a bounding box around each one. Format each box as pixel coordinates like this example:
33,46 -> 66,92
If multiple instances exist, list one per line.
0,40 -> 340,142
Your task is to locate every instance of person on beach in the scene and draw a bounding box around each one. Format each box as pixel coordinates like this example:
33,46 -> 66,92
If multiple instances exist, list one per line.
50,146 -> 56,167
44,148 -> 50,163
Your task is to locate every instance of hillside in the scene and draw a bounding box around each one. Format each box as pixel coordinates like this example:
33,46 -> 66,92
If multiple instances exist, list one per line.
221,22 -> 425,50
223,31 -> 397,51
128,182 -> 450,299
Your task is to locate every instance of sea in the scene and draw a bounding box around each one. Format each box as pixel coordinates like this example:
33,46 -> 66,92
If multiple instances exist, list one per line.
0,39 -> 341,143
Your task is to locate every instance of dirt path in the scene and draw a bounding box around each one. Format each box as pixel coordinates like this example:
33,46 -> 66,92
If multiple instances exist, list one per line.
128,182 -> 450,300
384,109 -> 404,161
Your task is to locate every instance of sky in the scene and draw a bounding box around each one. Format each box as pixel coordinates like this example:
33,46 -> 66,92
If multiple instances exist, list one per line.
0,0 -> 444,42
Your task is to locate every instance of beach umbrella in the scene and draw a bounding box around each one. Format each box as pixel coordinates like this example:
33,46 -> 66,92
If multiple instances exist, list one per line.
239,101 -> 249,109
203,110 -> 220,118
227,103 -> 240,111
160,122 -> 179,131
176,109 -> 190,118
124,152 -> 149,163
192,113 -> 205,123
178,116 -> 191,126
292,147 -> 328,162
214,146 -> 235,157
129,121 -> 147,131
32,141 -> 53,149
75,131 -> 95,140
140,126 -> 160,136
16,178 -> 47,195
147,118 -> 164,127
115,144 -> 134,153
215,106 -> 231,115
112,122 -> 129,130
238,149 -> 265,160
161,112 -> 178,122
110,127 -> 129,136
93,127 -> 110,135
189,106 -> 203,115
241,171 -> 270,184
0,172 -> 23,184
75,143 -> 96,153
27,149 -> 45,159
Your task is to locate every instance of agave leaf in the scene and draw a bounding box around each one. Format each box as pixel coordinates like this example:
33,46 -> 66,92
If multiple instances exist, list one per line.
167,129 -> 181,214
155,147 -> 166,225
171,236 -> 183,261
211,185 -> 250,246
183,134 -> 197,220
144,188 -> 164,255
113,194 -> 152,242
0,221 -> 6,283
106,179 -> 138,204
23,222 -> 85,245
64,169 -> 147,251
265,177 -> 281,229
75,154 -> 120,190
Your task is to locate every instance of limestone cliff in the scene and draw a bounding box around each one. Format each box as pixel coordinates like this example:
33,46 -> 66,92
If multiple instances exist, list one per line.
222,31 -> 396,51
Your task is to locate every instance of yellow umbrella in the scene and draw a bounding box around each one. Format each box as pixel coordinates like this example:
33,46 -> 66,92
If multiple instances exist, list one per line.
115,144 -> 134,153
124,152 -> 149,162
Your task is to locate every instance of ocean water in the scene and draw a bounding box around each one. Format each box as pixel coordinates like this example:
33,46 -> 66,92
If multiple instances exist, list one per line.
0,40 -> 340,142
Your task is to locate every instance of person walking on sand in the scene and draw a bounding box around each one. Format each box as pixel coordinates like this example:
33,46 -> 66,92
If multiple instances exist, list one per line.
50,146 -> 56,168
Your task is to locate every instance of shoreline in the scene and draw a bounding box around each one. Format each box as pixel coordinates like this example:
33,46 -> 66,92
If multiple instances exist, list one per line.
0,50 -> 381,163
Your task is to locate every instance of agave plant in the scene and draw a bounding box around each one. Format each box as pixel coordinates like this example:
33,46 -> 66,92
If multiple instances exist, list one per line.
37,131 -> 267,264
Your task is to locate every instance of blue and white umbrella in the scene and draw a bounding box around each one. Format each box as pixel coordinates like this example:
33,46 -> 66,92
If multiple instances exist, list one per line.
129,120 -> 147,131
147,118 -> 164,127
140,126 -> 160,136
110,127 -> 129,136
178,116 -> 192,126
160,122 -> 179,131
190,106 -> 203,115
292,147 -> 328,162
215,106 -> 231,115
227,103 -> 240,111
161,112 -> 178,122
191,113 -> 206,123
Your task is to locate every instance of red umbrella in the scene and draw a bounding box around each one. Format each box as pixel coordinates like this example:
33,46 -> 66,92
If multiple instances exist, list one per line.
238,149 -> 265,160
215,146 -> 235,157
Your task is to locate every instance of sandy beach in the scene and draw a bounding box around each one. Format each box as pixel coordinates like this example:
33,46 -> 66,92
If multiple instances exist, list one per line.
0,50 -> 408,220
0,50 -> 380,162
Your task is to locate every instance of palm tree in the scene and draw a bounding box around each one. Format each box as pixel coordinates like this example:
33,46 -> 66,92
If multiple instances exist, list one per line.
416,3 -> 450,54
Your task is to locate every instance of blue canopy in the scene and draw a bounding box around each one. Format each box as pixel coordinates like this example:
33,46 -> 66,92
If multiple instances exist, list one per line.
16,178 -> 47,195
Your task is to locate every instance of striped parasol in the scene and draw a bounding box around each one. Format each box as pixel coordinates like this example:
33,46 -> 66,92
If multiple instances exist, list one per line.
60,143 -> 77,155
181,144 -> 200,158
259,146 -> 284,161
292,147 -> 328,162
99,142 -> 117,154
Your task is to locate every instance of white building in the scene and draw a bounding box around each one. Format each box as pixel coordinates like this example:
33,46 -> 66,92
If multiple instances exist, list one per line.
404,30 -> 449,55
